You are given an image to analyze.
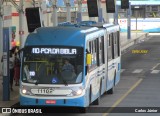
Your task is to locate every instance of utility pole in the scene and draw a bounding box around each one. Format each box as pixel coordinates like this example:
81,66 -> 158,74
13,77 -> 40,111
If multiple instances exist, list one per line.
51,0 -> 58,26
64,0 -> 71,22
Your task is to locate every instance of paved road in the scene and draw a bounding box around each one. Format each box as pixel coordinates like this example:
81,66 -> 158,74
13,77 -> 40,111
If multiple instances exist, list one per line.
9,35 -> 160,116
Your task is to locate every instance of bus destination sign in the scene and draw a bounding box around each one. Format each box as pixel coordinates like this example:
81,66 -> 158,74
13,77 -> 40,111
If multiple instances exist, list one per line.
32,48 -> 77,55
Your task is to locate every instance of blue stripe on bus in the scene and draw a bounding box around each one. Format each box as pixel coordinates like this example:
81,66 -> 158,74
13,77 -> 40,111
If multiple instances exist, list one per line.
120,28 -> 160,32
20,96 -> 85,107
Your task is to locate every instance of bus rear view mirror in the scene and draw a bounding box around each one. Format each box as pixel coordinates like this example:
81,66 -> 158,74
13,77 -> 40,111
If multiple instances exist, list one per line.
86,54 -> 92,65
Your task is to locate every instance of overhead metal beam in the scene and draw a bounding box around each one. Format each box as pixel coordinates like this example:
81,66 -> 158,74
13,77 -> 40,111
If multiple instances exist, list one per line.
9,0 -> 20,11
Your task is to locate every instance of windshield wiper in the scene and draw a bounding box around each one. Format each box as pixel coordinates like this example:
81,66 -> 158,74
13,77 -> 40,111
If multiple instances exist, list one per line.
62,78 -> 68,86
35,79 -> 39,85
35,74 -> 40,85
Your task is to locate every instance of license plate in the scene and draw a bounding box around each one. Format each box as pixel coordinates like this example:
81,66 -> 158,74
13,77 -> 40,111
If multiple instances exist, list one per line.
46,100 -> 56,104
31,88 -> 72,95
31,88 -> 53,95
38,88 -> 53,94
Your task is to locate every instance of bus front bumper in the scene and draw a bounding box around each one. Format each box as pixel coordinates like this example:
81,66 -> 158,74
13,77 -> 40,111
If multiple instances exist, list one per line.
20,95 -> 86,107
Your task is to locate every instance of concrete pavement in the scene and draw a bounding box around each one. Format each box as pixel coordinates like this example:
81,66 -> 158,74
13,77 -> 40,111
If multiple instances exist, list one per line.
120,32 -> 149,53
0,75 -> 19,107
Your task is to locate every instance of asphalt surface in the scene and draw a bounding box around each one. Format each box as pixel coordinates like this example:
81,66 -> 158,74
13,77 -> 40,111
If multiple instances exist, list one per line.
8,35 -> 160,116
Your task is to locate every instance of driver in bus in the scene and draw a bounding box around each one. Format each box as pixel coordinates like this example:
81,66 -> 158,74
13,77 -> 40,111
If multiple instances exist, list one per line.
62,59 -> 74,72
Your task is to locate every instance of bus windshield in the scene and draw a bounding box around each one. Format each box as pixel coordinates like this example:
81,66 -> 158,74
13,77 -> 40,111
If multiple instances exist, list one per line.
22,46 -> 83,84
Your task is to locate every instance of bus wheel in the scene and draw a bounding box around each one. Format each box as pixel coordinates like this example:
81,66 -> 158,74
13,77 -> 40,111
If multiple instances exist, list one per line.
79,107 -> 88,113
92,92 -> 100,105
107,86 -> 114,94
89,86 -> 92,105
92,87 -> 101,105
107,72 -> 116,94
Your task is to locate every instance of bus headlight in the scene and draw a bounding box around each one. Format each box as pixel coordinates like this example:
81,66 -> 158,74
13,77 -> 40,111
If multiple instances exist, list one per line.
69,88 -> 83,96
22,89 -> 27,94
21,88 -> 33,95
76,89 -> 83,95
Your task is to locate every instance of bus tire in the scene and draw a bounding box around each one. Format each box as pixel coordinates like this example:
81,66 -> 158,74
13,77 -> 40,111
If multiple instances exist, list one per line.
89,86 -> 92,105
107,72 -> 116,94
79,107 -> 88,113
107,86 -> 114,94
92,92 -> 100,105
100,79 -> 102,95
92,82 -> 101,105
114,71 -> 116,86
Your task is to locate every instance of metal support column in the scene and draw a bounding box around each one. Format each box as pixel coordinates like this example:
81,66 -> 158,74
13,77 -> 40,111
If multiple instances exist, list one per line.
114,5 -> 119,25
51,0 -> 58,27
39,0 -> 47,27
19,0 -> 25,49
97,0 -> 103,22
3,27 -> 10,101
64,0 -> 71,22
127,2 -> 131,39
77,0 -> 82,23
32,0 -> 36,7
0,1 -> 3,69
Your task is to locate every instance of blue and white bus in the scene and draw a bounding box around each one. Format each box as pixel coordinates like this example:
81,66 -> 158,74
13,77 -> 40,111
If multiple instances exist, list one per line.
20,22 -> 121,108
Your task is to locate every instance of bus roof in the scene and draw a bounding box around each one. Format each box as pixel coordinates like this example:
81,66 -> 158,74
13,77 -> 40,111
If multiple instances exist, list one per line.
78,21 -> 120,34
87,22 -> 113,28
78,21 -> 119,28
78,21 -> 113,28
24,26 -> 102,47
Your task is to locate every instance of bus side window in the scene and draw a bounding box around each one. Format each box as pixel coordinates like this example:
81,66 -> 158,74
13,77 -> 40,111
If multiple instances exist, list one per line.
98,36 -> 105,65
93,39 -> 98,67
89,41 -> 92,53
111,33 -> 115,59
88,39 -> 98,71
117,31 -> 120,56
114,32 -> 118,58
108,34 -> 112,61
101,36 -> 105,64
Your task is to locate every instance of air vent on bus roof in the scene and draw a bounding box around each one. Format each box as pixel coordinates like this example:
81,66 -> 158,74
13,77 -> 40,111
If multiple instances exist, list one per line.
80,27 -> 98,33
79,21 -> 97,26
